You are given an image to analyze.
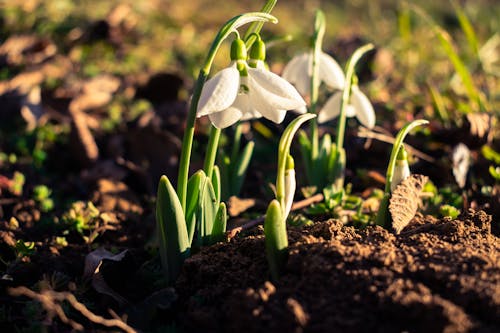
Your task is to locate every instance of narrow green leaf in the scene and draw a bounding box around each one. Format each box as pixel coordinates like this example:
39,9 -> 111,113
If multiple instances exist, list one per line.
186,170 -> 206,227
451,0 -> 479,56
212,165 -> 221,205
264,200 -> 288,281
210,202 -> 227,244
330,147 -> 345,191
196,177 -> 218,247
298,130 -> 313,184
231,141 -> 254,197
375,193 -> 391,228
156,175 -> 190,285
220,155 -> 231,202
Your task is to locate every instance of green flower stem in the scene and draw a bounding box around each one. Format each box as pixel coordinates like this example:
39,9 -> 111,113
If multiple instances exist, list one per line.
202,2 -> 277,186
276,114 -> 316,212
177,12 -> 277,211
203,127 -> 221,179
335,43 -> 374,151
309,10 -> 325,161
383,119 -> 429,193
231,123 -> 243,163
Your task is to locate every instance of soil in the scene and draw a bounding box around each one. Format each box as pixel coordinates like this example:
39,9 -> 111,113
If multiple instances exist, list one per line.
176,209 -> 499,333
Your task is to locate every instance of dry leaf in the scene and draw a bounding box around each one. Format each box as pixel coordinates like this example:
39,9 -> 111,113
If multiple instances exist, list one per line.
227,196 -> 256,217
84,248 -> 129,306
389,174 -> 428,234
467,113 -> 493,142
452,143 -> 471,188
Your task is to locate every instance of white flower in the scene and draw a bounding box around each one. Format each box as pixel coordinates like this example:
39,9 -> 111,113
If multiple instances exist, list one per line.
197,62 -> 306,129
391,159 -> 410,192
317,85 -> 375,129
282,51 -> 345,96
283,168 -> 296,220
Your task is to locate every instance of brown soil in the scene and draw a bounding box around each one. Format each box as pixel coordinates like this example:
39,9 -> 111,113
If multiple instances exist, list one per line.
176,210 -> 499,333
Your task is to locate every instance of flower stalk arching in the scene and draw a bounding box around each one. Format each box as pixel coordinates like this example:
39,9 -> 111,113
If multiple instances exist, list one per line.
276,113 -> 316,213
309,10 -> 326,160
335,43 -> 374,152
178,12 -> 278,211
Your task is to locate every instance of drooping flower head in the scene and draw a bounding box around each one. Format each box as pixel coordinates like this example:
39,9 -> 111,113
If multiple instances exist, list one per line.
196,36 -> 306,129
317,79 -> 375,129
282,51 -> 345,96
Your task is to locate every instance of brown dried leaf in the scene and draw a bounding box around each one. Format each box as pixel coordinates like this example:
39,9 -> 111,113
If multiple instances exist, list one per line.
227,196 -> 256,217
84,248 -> 129,306
467,113 -> 493,142
389,174 -> 428,234
0,35 -> 56,66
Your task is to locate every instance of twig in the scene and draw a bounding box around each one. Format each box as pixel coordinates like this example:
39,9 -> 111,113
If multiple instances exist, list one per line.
357,127 -> 435,163
8,286 -> 137,333
227,193 -> 324,239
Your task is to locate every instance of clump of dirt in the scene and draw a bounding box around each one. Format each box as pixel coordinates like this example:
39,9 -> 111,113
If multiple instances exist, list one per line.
176,210 -> 499,332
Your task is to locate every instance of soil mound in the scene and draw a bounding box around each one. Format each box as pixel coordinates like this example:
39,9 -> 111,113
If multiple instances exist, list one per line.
176,210 -> 499,332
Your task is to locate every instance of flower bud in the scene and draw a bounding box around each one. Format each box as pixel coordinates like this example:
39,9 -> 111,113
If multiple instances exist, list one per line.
249,37 -> 266,68
283,155 -> 296,219
391,146 -> 410,192
230,38 -> 247,61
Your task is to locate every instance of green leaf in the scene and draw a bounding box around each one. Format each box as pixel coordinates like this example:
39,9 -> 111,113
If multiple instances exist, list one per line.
230,141 -> 254,197
298,130 -> 313,185
212,165 -> 221,205
186,170 -> 206,226
264,200 -> 288,281
210,202 -> 227,244
451,0 -> 479,56
156,175 -> 190,285
196,177 -> 218,247
330,147 -> 345,191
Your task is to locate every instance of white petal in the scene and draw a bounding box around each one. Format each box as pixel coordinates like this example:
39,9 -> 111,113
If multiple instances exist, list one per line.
282,53 -> 311,96
351,87 -> 375,129
208,108 -> 243,129
391,160 -> 410,192
248,68 -> 306,110
319,52 -> 345,90
197,65 -> 240,117
318,91 -> 342,123
294,105 -> 308,114
241,109 -> 262,120
345,104 -> 357,118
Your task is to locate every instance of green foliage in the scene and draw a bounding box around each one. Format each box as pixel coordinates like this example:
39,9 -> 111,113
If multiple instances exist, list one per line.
156,175 -> 190,285
264,199 -> 287,281
61,201 -> 101,243
15,240 -> 35,258
439,204 -> 460,219
10,172 -> 25,196
32,185 -> 54,212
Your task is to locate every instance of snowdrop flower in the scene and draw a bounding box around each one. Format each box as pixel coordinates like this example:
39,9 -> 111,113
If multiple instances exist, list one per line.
391,147 -> 410,192
196,37 -> 306,129
283,157 -> 296,220
282,51 -> 345,96
317,84 -> 375,129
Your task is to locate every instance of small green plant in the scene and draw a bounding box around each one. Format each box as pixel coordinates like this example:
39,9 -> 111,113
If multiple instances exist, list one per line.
32,185 -> 54,212
376,119 -> 429,229
61,201 -> 101,243
264,113 -> 315,280
15,240 -> 35,258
